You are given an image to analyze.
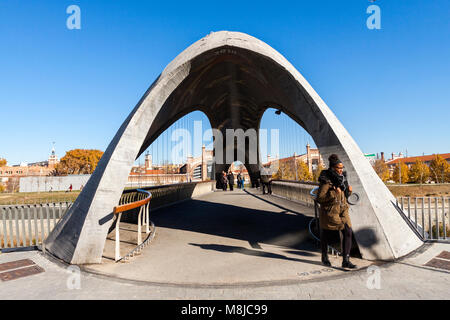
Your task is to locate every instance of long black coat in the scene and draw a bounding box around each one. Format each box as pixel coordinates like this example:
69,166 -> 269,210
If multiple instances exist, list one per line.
227,173 -> 235,184
316,169 -> 352,231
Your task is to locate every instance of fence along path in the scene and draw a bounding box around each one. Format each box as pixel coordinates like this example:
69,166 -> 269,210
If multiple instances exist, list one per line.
398,196 -> 449,241
0,202 -> 71,249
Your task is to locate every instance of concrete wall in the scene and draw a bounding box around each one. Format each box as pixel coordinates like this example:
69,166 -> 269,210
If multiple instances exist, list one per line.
19,175 -> 91,193
271,180 -> 319,208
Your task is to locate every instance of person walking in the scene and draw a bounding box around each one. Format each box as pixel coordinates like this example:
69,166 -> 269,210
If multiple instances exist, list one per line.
240,175 -> 245,190
237,173 -> 242,189
221,171 -> 228,191
227,171 -> 235,191
316,154 -> 356,269
260,166 -> 273,195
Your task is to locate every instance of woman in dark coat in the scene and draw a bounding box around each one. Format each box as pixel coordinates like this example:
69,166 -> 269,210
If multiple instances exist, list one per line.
316,154 -> 356,269
221,171 -> 228,191
227,171 -> 235,191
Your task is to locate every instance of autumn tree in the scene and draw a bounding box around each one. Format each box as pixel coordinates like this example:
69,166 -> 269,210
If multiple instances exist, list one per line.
408,160 -> 430,184
53,149 -> 104,175
0,158 -> 6,167
391,161 -> 409,184
296,160 -> 313,181
429,154 -> 450,183
372,159 -> 390,182
273,161 -> 291,180
273,159 -> 312,181
313,163 -> 325,182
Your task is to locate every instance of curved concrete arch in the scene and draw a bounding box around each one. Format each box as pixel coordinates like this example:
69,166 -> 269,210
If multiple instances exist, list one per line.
44,31 -> 422,264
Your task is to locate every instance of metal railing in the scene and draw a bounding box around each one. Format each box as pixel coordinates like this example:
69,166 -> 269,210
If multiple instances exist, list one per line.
0,202 -> 72,250
113,189 -> 153,262
397,196 -> 449,241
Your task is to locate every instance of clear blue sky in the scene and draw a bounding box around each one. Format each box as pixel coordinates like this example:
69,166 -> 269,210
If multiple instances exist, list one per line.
1,0 -> 449,165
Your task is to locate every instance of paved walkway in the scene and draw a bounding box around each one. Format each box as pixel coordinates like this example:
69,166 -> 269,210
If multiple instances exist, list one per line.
85,189 -> 371,285
0,190 -> 449,299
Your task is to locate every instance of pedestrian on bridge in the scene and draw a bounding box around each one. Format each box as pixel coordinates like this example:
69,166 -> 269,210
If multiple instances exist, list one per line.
240,175 -> 245,190
221,171 -> 228,191
227,171 -> 235,191
316,154 -> 356,269
237,173 -> 242,189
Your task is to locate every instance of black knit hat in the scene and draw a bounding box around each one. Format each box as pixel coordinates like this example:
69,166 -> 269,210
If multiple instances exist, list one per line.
328,154 -> 342,168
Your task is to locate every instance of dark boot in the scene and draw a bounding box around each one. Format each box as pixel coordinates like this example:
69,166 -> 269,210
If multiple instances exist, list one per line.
342,255 -> 357,269
321,253 -> 331,267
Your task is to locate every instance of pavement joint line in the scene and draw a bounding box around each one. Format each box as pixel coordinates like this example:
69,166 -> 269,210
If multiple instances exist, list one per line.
33,248 -> 377,289
78,257 -> 379,289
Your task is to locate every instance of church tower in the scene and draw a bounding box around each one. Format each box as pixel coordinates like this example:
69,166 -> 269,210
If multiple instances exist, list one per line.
48,143 -> 59,168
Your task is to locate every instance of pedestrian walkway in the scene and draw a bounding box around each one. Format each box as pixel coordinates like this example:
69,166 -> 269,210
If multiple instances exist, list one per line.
0,189 -> 448,299
0,242 -> 448,299
85,189 -> 371,285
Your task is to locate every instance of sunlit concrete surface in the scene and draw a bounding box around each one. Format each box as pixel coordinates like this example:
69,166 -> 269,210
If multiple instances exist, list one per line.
0,241 -> 448,299
84,189 -> 371,285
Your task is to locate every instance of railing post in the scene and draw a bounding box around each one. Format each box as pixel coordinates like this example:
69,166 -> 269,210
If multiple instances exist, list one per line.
137,206 -> 143,245
428,197 -> 432,239
1,208 -> 6,249
435,197 -> 439,239
14,206 -> 20,248
414,197 -> 418,229
145,202 -> 150,234
443,197 -> 447,239
407,197 -> 411,219
421,197 -> 425,239
115,212 -> 122,262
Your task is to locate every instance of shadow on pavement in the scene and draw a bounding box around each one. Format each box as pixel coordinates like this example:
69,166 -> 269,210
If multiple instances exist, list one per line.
151,196 -> 315,251
189,243 -> 324,267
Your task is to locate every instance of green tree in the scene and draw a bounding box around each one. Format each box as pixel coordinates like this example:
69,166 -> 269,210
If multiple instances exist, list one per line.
53,149 -> 104,175
373,159 -> 390,182
408,160 -> 430,184
429,154 -> 450,183
391,161 -> 409,184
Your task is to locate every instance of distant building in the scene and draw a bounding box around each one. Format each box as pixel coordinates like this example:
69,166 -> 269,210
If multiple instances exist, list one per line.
0,148 -> 59,192
385,153 -> 450,172
179,146 -> 214,181
264,143 -> 324,173
364,154 -> 378,166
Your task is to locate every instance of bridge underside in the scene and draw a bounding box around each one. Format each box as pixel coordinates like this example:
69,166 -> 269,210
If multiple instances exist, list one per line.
137,47 -> 310,185
44,31 -> 422,264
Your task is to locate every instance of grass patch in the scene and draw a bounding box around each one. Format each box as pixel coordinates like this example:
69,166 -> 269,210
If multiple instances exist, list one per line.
388,184 -> 450,198
0,191 -> 80,205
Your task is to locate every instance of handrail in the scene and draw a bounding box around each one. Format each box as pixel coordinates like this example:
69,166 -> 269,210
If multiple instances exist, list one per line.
113,189 -> 151,214
112,189 -> 153,262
